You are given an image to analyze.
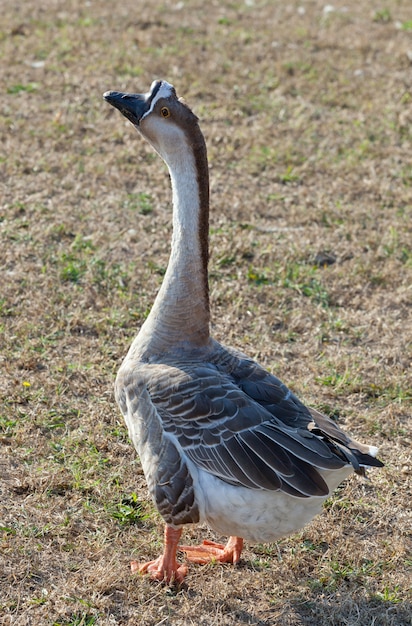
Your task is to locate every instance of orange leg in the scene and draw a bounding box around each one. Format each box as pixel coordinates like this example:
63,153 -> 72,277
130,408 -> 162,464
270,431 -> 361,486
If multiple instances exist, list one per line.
179,535 -> 244,565
132,525 -> 188,584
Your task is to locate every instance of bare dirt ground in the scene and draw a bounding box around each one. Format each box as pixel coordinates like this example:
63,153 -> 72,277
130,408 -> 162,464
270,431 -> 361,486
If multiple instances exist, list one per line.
1,0 -> 411,624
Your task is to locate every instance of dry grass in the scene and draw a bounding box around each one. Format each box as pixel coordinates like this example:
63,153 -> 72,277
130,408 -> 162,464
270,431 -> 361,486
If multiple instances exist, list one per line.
1,0 -> 411,624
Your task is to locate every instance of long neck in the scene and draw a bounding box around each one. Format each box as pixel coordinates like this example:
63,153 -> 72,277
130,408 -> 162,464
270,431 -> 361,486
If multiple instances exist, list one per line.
133,126 -> 210,358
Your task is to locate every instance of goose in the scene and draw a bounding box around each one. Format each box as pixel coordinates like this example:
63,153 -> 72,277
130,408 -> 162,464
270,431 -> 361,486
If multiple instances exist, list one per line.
103,80 -> 384,584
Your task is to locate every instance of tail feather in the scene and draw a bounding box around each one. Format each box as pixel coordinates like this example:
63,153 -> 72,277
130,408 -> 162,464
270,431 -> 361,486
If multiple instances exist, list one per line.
351,449 -> 384,469
308,407 -> 384,473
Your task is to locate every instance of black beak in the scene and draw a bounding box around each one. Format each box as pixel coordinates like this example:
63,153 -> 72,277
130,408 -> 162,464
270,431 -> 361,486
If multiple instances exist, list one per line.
103,90 -> 149,126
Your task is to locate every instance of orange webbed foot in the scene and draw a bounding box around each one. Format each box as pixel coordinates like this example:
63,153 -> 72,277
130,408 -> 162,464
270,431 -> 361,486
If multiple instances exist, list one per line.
131,556 -> 188,584
179,536 -> 244,565
132,525 -> 188,584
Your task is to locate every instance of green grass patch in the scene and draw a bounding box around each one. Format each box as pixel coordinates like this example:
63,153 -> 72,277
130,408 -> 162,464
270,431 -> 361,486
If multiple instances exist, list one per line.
108,492 -> 151,526
7,82 -> 39,94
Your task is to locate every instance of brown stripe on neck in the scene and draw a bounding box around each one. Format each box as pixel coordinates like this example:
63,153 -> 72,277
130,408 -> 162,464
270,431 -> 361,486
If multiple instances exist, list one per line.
189,122 -> 210,314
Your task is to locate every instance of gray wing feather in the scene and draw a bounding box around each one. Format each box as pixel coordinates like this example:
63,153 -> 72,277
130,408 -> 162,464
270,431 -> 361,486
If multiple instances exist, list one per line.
144,355 -> 353,497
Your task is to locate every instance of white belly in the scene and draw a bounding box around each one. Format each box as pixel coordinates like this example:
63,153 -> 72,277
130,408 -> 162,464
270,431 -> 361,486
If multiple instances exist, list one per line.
195,465 -> 353,543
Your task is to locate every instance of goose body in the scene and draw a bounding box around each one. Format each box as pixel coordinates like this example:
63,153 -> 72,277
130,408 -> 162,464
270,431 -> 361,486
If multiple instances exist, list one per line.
104,81 -> 383,583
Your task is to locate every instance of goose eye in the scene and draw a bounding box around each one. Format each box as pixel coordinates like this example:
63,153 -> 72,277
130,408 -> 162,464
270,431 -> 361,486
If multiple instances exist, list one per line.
160,107 -> 170,118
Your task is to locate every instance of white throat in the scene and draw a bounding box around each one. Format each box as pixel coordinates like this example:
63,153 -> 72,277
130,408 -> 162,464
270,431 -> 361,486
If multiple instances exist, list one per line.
130,127 -> 210,358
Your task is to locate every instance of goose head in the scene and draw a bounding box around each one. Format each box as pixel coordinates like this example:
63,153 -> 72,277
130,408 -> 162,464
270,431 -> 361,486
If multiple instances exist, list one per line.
104,80 -> 200,162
